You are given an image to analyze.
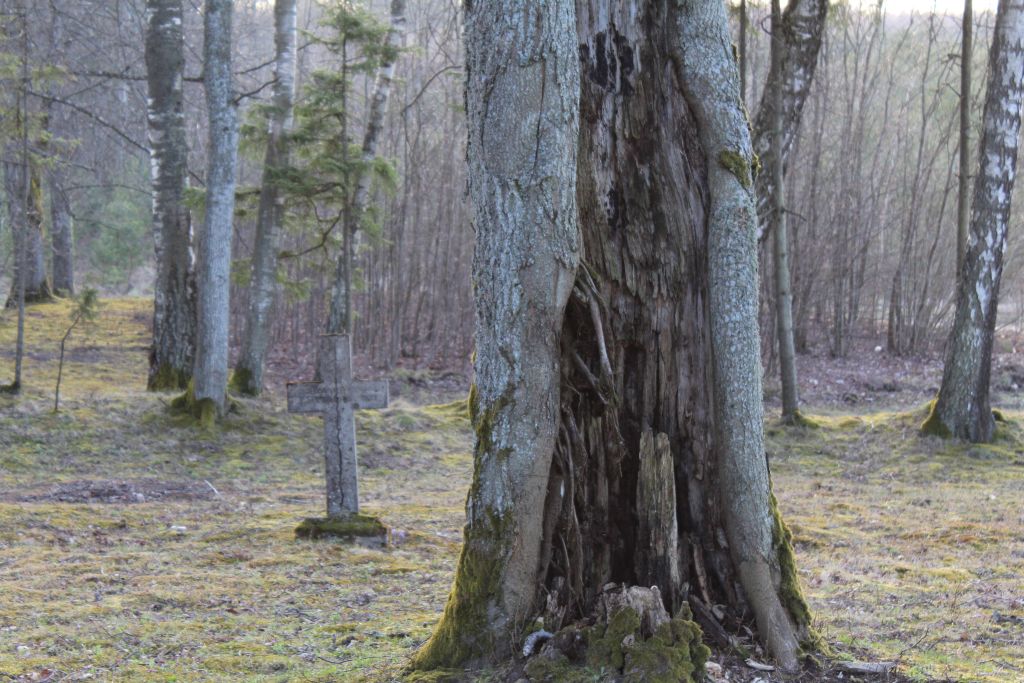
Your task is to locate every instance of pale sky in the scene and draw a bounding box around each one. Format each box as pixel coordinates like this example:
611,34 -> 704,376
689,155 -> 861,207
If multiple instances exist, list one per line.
859,0 -> 997,14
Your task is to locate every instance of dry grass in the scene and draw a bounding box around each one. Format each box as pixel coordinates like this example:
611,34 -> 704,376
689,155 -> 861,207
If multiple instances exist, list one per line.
1,299 -> 1022,682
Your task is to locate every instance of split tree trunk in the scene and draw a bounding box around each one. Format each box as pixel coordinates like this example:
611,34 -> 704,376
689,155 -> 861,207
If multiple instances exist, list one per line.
145,0 -> 196,390
326,0 -> 407,335
925,0 -> 1024,443
232,0 -> 298,396
192,0 -> 238,417
413,0 -> 811,673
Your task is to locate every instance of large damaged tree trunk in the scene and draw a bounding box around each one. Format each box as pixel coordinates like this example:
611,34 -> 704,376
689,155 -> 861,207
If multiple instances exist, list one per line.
924,0 -> 1024,443
412,0 -> 813,675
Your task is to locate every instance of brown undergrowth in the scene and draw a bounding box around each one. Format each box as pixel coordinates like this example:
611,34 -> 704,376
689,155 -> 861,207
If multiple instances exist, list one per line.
1,300 -> 1021,681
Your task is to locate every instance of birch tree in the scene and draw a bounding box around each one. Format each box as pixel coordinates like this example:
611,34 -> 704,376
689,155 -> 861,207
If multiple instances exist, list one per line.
145,0 -> 196,390
190,0 -> 238,420
924,0 -> 1024,443
751,0 -> 829,238
412,0 -> 812,674
231,0 -> 297,396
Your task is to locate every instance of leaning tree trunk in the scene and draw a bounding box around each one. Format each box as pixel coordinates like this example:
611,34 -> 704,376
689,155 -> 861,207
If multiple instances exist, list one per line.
752,0 -> 829,240
326,0 -> 407,335
191,0 -> 238,419
145,0 -> 196,390
412,0 -> 812,674
231,0 -> 297,396
50,173 -> 74,296
924,0 -> 1024,443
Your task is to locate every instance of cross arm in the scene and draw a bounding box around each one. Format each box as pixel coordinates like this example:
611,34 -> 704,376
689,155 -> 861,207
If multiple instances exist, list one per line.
286,381 -> 331,414
351,380 -> 389,410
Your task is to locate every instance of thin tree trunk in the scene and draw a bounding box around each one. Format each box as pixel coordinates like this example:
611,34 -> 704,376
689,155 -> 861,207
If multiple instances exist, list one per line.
771,0 -> 800,422
192,0 -> 238,418
232,0 -> 297,396
327,0 -> 407,335
145,0 -> 196,390
958,0 -> 973,285
924,0 -> 1024,443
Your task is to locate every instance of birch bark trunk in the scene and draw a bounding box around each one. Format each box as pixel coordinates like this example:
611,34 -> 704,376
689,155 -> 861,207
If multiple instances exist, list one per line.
145,0 -> 196,390
751,0 -> 829,239
192,0 -> 238,417
925,0 -> 1024,443
232,0 -> 298,396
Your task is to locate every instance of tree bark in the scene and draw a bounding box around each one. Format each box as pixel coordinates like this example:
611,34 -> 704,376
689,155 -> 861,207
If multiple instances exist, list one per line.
326,0 -> 407,335
232,0 -> 298,396
145,0 -> 196,390
4,160 -> 51,307
413,0 -> 812,673
410,0 -> 580,668
192,0 -> 238,418
925,0 -> 1024,443
50,173 -> 74,296
770,0 -> 800,422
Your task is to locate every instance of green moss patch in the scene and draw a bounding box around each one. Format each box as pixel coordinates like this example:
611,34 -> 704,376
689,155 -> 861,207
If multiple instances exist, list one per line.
295,514 -> 389,541
718,149 -> 754,189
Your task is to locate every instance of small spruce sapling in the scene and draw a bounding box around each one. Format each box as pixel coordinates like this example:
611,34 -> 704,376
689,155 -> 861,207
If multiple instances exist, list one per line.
54,289 -> 99,412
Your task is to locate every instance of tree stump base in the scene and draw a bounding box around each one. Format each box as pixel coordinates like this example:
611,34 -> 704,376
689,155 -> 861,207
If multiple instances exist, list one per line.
522,584 -> 710,683
294,514 -> 388,546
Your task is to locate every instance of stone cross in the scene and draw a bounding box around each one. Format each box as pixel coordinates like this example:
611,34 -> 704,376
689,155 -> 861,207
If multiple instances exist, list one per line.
287,334 -> 388,517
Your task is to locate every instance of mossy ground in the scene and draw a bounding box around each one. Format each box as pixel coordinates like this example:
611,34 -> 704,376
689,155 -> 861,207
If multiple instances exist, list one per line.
1,300 -> 1022,681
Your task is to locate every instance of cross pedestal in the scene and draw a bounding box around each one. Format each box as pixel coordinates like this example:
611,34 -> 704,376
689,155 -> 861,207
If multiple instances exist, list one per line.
287,334 -> 388,519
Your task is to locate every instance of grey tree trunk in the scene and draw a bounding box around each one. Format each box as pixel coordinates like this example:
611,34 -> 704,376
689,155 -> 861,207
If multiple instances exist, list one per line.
326,0 -> 407,335
5,161 -> 52,308
413,0 -> 812,673
925,0 -> 1024,443
958,0 -> 974,285
192,0 -> 238,418
770,0 -> 800,422
50,174 -> 74,296
145,0 -> 196,390
232,0 -> 298,396
751,0 -> 829,240
678,0 -> 802,669
410,0 -> 580,668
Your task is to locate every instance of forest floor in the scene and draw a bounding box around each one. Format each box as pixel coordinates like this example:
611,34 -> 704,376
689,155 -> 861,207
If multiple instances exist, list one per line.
0,298 -> 1022,683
